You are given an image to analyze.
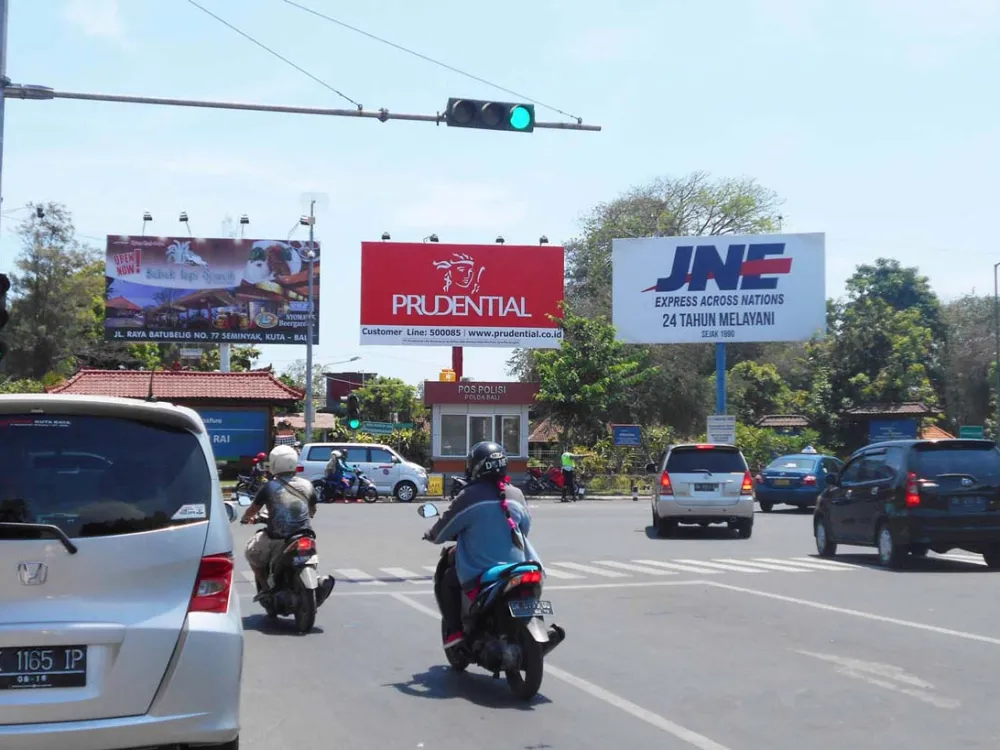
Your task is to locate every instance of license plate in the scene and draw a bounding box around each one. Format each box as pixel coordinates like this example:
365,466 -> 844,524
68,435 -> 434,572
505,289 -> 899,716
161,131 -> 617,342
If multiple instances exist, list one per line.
772,479 -> 792,486
950,496 -> 988,511
508,599 -> 554,618
694,483 -> 718,492
0,645 -> 87,690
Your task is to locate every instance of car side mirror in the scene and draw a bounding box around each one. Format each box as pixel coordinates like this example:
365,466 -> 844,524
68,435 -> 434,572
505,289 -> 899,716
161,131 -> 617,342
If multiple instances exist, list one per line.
645,462 -> 658,474
236,492 -> 253,506
418,503 -> 440,518
224,502 -> 237,522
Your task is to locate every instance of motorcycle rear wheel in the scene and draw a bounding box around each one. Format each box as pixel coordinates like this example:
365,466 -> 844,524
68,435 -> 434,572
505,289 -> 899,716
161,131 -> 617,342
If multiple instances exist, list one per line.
293,578 -> 317,634
362,486 -> 378,503
441,619 -> 469,672
505,628 -> 544,700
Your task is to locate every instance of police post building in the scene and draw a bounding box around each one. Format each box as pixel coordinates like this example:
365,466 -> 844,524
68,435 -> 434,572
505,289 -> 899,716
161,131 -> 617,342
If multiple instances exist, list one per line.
424,378 -> 540,476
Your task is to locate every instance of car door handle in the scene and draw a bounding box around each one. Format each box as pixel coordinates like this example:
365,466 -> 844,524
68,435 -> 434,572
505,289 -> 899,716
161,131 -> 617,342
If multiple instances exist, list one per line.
871,487 -> 879,496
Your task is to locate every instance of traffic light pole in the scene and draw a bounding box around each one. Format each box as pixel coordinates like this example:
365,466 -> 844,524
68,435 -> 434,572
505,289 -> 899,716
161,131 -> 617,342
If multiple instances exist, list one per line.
304,200 -> 316,442
2,84 -> 602,132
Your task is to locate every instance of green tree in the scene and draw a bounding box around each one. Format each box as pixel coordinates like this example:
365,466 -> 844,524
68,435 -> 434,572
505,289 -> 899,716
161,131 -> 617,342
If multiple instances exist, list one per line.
719,360 -> 793,425
354,376 -> 426,424
5,203 -> 103,379
193,345 -> 261,372
941,294 -> 993,430
534,305 -> 658,444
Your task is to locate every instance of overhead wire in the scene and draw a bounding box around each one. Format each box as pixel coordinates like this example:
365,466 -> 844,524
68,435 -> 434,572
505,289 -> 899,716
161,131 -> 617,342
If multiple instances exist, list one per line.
183,0 -> 363,110
280,0 -> 584,124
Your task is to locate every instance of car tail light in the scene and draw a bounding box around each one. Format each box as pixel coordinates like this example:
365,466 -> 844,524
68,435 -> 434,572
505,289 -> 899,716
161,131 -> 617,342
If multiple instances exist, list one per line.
296,465 -> 304,473
660,471 -> 674,495
189,553 -> 234,614
906,472 -> 921,507
296,537 -> 315,552
741,471 -> 754,494
803,475 -> 817,486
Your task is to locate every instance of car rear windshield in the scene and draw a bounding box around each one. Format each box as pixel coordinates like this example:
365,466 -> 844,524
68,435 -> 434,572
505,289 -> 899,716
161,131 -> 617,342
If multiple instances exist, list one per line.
912,443 -> 1000,484
0,414 -> 212,539
766,457 -> 817,471
666,447 -> 747,474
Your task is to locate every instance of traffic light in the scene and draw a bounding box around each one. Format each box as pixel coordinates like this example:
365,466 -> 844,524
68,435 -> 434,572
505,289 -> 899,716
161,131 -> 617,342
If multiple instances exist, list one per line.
346,393 -> 361,431
445,97 -> 535,133
0,273 -> 9,365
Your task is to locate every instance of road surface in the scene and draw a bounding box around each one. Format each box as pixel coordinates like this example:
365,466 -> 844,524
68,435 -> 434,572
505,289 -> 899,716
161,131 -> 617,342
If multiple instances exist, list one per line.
233,499 -> 1000,749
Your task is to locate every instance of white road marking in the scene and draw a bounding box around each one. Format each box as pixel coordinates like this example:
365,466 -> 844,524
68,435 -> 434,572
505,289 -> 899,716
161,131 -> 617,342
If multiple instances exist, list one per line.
333,568 -> 388,586
634,559 -> 722,575
593,560 -> 678,576
705,581 -> 1000,646
549,561 -> 629,578
789,556 -> 862,569
333,579 -> 708,597
238,570 -> 255,583
674,559 -> 764,573
541,566 -> 585,580
937,553 -> 986,565
754,557 -> 853,571
390,592 -> 732,750
380,567 -> 432,584
796,650 -> 960,709
422,566 -> 438,574
714,558 -> 814,572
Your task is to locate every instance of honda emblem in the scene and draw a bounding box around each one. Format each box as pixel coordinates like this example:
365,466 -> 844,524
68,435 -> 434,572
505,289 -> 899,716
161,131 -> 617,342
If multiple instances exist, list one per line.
17,562 -> 47,586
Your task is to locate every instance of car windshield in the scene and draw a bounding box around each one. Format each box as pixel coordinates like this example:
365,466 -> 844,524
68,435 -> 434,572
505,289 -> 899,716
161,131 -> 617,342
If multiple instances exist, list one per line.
666,447 -> 747,473
0,414 -> 212,539
766,457 -> 817,471
912,443 -> 1000,484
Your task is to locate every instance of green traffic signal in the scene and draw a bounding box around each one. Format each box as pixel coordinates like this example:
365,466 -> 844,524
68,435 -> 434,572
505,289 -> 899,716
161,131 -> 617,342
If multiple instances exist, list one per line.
348,417 -> 361,430
509,105 -> 532,131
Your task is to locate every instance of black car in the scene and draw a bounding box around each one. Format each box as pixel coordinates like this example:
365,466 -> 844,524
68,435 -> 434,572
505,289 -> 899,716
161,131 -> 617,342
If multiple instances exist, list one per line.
813,438 -> 1000,569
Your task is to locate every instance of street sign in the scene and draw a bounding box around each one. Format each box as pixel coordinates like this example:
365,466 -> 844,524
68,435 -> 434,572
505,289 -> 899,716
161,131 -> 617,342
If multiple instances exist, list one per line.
612,424 -> 642,447
959,425 -> 985,439
359,421 -> 414,435
707,415 -> 737,445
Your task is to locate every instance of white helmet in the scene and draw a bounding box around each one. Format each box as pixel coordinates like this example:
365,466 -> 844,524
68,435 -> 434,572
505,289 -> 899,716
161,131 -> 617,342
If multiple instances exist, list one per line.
269,445 -> 299,475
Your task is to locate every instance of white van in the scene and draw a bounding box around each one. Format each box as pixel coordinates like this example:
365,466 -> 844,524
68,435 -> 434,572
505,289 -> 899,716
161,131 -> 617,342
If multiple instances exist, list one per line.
298,442 -> 428,502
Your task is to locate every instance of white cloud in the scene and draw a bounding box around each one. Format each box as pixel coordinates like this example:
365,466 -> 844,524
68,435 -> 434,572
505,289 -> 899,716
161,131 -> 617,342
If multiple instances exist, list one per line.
62,0 -> 125,41
392,183 -> 527,230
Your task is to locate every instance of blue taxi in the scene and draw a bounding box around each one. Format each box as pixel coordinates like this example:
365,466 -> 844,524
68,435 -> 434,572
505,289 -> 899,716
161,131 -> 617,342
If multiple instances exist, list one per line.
754,449 -> 843,512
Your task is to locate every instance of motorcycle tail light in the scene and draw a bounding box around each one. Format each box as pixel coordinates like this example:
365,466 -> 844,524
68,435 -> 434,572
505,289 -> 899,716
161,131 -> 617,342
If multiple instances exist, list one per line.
520,570 -> 542,584
296,537 -> 315,551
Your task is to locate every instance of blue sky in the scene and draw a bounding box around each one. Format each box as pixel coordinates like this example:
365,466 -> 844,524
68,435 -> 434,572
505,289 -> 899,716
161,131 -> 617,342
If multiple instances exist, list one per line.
2,0 -> 998,385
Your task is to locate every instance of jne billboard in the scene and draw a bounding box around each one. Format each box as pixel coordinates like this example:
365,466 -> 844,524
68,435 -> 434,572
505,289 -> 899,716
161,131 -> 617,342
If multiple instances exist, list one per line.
359,242 -> 565,348
612,233 -> 826,345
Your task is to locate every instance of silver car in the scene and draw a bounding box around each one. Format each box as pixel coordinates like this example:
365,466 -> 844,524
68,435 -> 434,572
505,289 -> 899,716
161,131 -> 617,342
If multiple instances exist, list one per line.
0,395 -> 242,750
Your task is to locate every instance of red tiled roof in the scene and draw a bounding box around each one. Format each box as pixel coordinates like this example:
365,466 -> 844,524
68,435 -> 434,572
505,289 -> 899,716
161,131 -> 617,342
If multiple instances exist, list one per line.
529,417 -> 560,443
921,424 -> 955,440
47,369 -> 303,402
757,414 -> 810,428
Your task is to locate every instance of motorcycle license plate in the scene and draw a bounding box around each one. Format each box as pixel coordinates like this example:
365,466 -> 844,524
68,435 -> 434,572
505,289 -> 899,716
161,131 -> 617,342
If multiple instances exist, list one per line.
508,599 -> 553,618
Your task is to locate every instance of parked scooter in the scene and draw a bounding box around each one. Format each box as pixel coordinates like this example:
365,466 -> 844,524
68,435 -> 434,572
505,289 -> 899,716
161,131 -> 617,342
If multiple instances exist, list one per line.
418,502 -> 566,700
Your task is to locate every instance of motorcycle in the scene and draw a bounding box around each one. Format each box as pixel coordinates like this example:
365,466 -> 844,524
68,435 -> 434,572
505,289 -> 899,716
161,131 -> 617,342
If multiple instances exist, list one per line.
232,471 -> 267,501
418,502 -> 566,700
318,468 -> 378,503
248,507 -> 322,633
523,466 -> 586,501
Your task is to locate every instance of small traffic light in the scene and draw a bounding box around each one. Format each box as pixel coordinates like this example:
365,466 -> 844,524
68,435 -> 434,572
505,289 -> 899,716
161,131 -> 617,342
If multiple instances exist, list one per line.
346,393 -> 361,431
445,97 -> 535,133
0,273 -> 9,364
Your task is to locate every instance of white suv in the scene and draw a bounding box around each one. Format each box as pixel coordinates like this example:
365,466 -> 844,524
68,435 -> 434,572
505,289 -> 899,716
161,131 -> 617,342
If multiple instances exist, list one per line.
650,443 -> 755,539
298,442 -> 429,502
0,394 -> 242,750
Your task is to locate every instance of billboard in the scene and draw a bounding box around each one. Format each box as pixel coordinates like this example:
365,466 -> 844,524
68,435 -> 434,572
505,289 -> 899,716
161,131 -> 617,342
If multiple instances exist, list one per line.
195,408 -> 269,462
359,242 -> 564,348
612,233 -> 825,344
104,236 -> 320,344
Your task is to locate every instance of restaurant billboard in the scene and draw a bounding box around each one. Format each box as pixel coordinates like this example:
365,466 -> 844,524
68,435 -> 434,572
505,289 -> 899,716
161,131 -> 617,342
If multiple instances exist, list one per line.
104,236 -> 320,344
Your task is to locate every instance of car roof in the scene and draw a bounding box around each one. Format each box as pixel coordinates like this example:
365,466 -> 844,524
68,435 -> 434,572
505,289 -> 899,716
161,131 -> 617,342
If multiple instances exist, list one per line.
851,438 -> 997,458
670,443 -> 739,450
303,441 -> 391,450
0,393 -> 206,435
771,453 -> 827,460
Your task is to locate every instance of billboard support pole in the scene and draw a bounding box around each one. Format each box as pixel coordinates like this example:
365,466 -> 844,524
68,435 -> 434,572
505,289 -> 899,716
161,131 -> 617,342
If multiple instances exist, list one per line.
451,346 -> 463,380
304,200 -> 316,442
219,343 -> 231,372
715,343 -> 726,415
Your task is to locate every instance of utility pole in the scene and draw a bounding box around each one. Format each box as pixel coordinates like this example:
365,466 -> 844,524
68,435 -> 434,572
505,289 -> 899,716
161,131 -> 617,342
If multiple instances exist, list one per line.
303,201 -> 316,442
0,0 -> 9,225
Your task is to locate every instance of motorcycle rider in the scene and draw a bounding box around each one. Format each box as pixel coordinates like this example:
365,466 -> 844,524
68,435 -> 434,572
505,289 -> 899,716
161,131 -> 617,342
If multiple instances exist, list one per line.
423,441 -> 540,650
323,449 -> 353,500
250,452 -> 269,486
240,444 -> 336,606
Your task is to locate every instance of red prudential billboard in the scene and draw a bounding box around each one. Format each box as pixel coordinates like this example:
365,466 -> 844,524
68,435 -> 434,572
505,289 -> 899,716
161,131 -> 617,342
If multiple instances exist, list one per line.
359,242 -> 565,348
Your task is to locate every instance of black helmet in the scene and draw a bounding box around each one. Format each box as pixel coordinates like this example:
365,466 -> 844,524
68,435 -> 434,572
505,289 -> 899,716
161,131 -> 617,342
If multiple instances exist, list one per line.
466,441 -> 508,482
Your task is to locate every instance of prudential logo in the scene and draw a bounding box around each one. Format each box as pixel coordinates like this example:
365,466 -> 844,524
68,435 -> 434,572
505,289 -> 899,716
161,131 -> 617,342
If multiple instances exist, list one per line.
641,242 -> 792,293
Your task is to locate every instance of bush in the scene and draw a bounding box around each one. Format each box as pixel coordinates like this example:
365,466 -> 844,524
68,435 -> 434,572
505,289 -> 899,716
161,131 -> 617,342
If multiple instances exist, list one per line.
690,423 -> 833,472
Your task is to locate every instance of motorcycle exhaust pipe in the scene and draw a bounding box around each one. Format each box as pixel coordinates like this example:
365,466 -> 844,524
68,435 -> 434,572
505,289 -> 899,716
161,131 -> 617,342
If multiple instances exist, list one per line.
540,624 -> 566,657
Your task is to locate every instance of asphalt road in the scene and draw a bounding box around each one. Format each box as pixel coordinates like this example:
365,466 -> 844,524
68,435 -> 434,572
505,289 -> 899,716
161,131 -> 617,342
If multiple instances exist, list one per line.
233,499 -> 1000,750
